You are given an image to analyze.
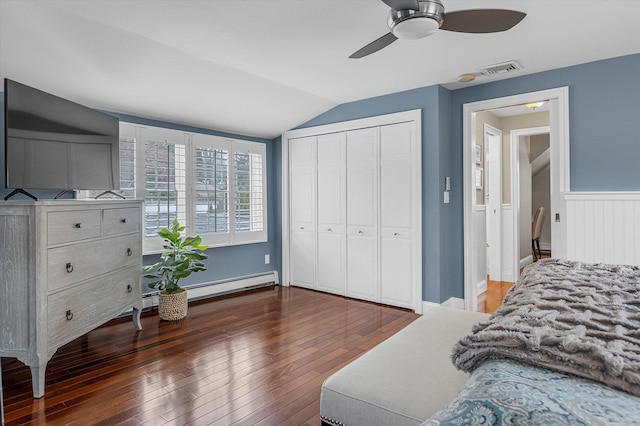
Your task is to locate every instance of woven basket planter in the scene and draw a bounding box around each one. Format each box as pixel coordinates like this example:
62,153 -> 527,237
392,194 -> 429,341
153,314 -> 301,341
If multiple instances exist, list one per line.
158,290 -> 188,321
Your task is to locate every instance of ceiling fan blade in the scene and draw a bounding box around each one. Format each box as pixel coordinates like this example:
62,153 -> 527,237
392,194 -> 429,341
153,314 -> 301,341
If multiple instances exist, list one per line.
440,9 -> 526,33
382,0 -> 419,11
349,32 -> 398,59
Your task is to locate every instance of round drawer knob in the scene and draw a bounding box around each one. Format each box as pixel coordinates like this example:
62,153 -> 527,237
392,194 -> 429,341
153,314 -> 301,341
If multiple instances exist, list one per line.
127,248 -> 133,256
66,262 -> 74,273
66,310 -> 74,321
74,223 -> 82,229
127,284 -> 133,293
121,218 -> 127,223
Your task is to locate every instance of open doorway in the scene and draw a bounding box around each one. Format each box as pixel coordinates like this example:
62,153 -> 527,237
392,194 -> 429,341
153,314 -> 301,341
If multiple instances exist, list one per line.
477,112 -> 551,313
512,126 -> 552,270
463,87 -> 570,312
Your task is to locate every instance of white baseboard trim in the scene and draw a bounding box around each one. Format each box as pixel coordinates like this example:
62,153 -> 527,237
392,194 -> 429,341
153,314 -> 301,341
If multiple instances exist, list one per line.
422,301 -> 441,313
476,280 -> 487,294
441,297 -> 465,310
520,255 -> 533,269
142,271 -> 279,310
502,273 -> 514,283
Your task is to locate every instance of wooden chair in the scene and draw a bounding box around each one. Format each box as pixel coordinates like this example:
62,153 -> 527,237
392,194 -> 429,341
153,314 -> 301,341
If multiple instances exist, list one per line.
532,207 -> 545,261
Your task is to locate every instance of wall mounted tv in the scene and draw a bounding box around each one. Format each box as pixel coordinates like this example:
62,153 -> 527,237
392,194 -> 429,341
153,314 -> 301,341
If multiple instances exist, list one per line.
4,79 -> 120,200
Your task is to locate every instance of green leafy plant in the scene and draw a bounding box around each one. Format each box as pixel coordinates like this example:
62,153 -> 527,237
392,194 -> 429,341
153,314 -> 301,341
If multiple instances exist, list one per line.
144,219 -> 209,294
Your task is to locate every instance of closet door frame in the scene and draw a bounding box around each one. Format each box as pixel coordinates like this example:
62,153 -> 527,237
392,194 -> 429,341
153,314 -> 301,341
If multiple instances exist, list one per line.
282,109 -> 422,313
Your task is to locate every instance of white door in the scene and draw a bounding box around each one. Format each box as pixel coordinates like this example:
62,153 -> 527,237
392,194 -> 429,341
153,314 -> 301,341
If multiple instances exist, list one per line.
485,125 -> 502,281
346,127 -> 378,302
289,136 -> 316,288
316,132 -> 346,295
379,122 -> 414,308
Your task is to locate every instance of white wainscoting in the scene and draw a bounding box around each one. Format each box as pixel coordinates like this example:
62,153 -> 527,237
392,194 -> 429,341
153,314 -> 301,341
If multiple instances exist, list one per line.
565,192 -> 640,266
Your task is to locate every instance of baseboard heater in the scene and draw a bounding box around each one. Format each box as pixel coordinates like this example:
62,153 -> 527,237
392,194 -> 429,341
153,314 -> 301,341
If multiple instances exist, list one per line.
141,270 -> 280,310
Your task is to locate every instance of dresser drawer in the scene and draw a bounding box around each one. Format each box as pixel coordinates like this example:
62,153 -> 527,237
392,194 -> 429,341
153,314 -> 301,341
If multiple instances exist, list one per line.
102,207 -> 141,237
47,210 -> 101,245
47,234 -> 141,292
47,266 -> 141,349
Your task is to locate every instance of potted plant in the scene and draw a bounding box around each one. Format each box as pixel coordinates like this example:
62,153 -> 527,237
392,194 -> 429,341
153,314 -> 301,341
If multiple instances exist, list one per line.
144,219 -> 209,321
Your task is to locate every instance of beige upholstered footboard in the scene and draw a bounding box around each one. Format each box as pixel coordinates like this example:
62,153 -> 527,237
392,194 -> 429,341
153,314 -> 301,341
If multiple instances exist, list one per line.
320,307 -> 489,426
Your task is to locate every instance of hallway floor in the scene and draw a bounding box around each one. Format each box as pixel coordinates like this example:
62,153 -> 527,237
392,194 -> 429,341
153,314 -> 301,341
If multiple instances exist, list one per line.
477,250 -> 551,313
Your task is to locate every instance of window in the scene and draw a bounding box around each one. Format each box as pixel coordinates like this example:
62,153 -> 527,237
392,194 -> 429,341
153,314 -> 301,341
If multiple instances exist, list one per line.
83,123 -> 267,253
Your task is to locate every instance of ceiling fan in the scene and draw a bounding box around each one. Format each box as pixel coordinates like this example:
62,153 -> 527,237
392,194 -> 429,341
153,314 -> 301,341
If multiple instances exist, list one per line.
350,0 -> 526,59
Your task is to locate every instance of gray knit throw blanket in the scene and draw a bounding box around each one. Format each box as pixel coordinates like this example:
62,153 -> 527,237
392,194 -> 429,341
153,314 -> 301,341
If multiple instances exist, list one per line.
452,258 -> 640,396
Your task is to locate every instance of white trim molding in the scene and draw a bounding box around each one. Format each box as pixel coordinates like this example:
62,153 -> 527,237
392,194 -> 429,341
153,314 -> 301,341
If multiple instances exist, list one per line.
463,87 -> 570,312
282,109 -> 423,313
141,271 -> 279,310
441,297 -> 465,310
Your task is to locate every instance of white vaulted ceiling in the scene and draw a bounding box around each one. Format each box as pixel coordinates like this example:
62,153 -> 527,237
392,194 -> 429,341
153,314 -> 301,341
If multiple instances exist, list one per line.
1,0 -> 639,139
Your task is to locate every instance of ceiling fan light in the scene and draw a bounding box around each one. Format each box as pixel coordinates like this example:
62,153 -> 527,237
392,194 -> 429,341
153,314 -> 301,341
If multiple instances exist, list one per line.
392,16 -> 439,40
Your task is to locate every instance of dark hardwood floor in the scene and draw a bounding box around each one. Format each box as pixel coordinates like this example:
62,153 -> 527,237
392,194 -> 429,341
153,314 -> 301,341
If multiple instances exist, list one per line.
2,286 -> 418,425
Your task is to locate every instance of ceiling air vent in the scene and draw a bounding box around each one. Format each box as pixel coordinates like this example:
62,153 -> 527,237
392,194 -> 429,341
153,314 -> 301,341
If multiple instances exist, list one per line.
477,60 -> 523,76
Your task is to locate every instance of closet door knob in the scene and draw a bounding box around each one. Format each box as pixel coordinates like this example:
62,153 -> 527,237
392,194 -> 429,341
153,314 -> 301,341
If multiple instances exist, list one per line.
327,228 -> 333,232
127,248 -> 133,256
66,262 -> 74,273
74,223 -> 82,228
121,218 -> 127,223
127,284 -> 133,293
299,226 -> 305,230
393,232 -> 400,236
66,310 -> 74,321
358,230 -> 364,234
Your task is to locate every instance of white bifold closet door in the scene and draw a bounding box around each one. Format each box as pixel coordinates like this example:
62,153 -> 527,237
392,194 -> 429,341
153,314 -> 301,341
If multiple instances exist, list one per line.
316,132 -> 346,295
379,123 -> 414,307
286,115 -> 419,311
289,136 -> 316,289
346,127 -> 379,302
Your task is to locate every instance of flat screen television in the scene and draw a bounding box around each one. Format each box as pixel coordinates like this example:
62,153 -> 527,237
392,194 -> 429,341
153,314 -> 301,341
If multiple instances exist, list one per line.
4,79 -> 120,199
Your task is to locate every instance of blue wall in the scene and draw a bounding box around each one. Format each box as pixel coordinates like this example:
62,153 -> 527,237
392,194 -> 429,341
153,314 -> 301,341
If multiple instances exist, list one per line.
0,104 -> 278,292
450,53 -> 640,192
444,53 -> 640,300
5,53 -> 638,302
276,52 -> 640,303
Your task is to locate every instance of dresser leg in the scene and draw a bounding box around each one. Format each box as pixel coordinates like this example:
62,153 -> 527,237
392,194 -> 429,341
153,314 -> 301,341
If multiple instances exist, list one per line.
30,362 -> 47,398
132,306 -> 142,331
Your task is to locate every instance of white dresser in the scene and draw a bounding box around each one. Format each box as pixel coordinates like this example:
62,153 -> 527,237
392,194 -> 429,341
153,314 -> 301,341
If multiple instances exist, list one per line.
0,199 -> 143,398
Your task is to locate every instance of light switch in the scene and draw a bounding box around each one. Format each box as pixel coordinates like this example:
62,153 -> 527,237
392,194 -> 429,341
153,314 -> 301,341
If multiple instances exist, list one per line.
265,254 -> 270,264
444,191 -> 450,204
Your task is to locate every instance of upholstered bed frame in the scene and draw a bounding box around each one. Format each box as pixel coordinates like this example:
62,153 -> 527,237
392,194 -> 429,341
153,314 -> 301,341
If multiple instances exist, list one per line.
321,259 -> 640,425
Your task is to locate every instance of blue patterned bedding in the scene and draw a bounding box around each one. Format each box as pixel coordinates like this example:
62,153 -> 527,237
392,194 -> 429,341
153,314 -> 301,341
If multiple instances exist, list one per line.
424,359 -> 640,425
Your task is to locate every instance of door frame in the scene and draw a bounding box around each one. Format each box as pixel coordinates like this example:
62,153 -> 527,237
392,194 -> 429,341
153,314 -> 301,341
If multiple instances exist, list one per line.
463,87 -> 570,311
281,109 -> 423,313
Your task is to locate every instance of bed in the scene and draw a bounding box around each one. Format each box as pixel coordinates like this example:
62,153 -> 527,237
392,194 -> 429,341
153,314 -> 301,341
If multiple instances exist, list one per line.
426,258 -> 640,425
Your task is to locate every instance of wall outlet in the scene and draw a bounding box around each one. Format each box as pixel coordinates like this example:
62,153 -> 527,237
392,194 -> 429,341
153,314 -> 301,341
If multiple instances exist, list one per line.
265,254 -> 270,264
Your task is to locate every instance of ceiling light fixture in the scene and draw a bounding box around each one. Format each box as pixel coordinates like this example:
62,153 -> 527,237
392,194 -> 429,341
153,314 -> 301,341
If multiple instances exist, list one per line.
388,1 -> 444,40
525,101 -> 545,110
458,73 -> 475,83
